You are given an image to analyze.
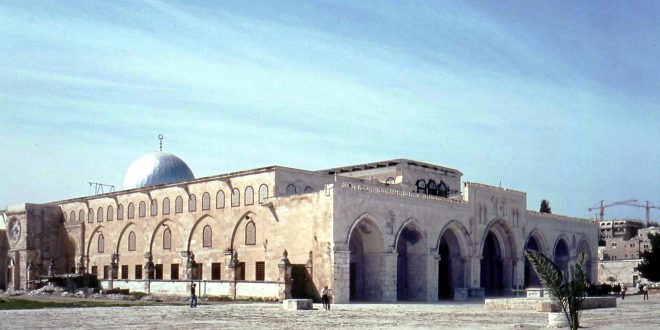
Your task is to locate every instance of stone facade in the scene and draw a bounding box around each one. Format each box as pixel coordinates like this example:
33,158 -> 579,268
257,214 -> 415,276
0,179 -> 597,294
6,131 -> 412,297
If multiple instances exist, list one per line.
1,158 -> 598,303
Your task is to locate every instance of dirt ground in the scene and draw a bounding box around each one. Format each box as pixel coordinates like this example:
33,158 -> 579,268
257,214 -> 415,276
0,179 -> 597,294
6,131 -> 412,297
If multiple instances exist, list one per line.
0,294 -> 658,329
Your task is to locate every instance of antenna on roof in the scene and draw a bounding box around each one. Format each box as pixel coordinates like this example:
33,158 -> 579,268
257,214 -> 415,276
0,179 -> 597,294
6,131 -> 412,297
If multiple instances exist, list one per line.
88,182 -> 115,195
158,134 -> 164,151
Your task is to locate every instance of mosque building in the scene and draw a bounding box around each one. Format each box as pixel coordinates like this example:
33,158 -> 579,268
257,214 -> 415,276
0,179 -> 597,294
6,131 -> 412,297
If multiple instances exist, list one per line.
0,141 -> 598,302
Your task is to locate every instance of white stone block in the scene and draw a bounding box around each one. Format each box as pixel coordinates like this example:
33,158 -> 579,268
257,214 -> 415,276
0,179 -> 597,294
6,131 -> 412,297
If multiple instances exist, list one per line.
282,299 -> 313,310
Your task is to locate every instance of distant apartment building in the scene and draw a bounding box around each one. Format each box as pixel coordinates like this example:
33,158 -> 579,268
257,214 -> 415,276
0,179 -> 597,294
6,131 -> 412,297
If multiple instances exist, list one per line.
599,219 -> 645,242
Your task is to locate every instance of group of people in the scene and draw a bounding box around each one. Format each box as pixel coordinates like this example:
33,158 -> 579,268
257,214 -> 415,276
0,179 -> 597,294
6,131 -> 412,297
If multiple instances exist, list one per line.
637,282 -> 650,301
621,282 -> 651,300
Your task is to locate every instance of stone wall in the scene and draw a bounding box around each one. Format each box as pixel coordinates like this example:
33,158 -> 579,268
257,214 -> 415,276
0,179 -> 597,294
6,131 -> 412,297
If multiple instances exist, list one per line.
598,259 -> 642,285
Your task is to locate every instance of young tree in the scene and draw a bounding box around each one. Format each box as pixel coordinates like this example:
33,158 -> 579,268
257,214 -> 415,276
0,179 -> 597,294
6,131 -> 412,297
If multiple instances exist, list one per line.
637,232 -> 660,282
539,199 -> 552,213
526,250 -> 585,330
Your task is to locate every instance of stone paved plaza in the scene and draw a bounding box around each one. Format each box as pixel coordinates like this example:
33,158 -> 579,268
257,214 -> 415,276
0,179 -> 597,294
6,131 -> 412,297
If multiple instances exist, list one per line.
0,295 -> 658,329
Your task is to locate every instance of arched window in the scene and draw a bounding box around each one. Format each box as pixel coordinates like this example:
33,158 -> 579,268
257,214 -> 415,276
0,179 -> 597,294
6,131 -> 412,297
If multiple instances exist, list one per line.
202,192 -> 210,210
107,205 -> 114,221
128,231 -> 136,252
163,228 -> 171,250
427,180 -> 437,196
97,207 -> 104,222
175,196 -> 183,213
286,184 -> 297,195
304,186 -> 313,193
245,186 -> 254,205
117,204 -> 124,220
231,188 -> 240,207
203,225 -> 212,248
162,198 -> 170,215
258,184 -> 268,204
70,211 -> 76,222
139,201 -> 146,218
150,199 -> 158,216
188,195 -> 196,212
88,208 -> 94,223
438,182 -> 448,197
128,203 -> 135,219
386,177 -> 395,184
216,190 -> 225,209
79,210 -> 85,223
245,221 -> 256,245
416,179 -> 426,194
97,234 -> 105,253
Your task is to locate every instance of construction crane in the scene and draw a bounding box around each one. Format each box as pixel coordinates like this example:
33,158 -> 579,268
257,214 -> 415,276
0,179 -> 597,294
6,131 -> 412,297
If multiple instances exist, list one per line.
622,201 -> 660,227
588,199 -> 637,221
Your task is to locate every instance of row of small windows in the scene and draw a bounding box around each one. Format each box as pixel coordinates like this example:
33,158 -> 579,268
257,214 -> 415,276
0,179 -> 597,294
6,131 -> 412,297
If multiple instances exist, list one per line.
71,184 -> 269,223
92,261 -> 265,281
96,222 -> 257,253
415,179 -> 449,197
285,184 -> 314,195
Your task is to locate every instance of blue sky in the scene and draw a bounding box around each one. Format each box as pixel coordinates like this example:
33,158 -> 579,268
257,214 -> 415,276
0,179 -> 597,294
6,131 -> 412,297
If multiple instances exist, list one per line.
0,0 -> 658,225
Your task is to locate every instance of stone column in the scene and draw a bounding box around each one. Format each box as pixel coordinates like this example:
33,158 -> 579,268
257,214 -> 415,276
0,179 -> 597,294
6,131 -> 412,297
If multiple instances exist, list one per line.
181,251 -> 195,280
47,259 -> 55,277
227,251 -> 239,299
143,253 -> 154,294
76,256 -> 86,275
278,250 -> 292,301
381,252 -> 398,302
426,248 -> 439,302
108,254 -> 118,290
332,248 -> 351,304
305,251 -> 313,299
469,256 -> 484,298
25,260 -> 34,291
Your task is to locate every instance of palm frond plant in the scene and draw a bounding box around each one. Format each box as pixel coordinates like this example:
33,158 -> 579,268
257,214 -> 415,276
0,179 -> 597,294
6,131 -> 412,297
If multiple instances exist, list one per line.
525,250 -> 586,330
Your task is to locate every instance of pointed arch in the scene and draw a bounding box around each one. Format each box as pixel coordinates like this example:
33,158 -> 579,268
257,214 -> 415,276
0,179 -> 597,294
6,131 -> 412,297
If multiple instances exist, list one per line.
216,190 -> 225,209
203,225 -> 212,247
85,225 -> 107,258
150,199 -> 158,216
394,218 -> 428,301
480,218 -> 517,296
437,220 -> 471,299
258,184 -> 268,204
115,222 -> 138,255
525,229 -> 548,255
149,218 -> 183,254
163,227 -> 172,250
175,196 -> 183,213
394,218 -> 428,251
97,207 -> 104,222
245,186 -> 254,206
107,205 -> 114,221
162,198 -> 170,215
202,192 -> 211,210
187,214 -> 219,252
229,211 -> 258,249
437,220 -> 471,257
344,212 -> 386,251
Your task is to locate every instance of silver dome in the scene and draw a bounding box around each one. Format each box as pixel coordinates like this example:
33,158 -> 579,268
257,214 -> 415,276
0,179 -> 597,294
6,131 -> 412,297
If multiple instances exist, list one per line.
123,152 -> 195,190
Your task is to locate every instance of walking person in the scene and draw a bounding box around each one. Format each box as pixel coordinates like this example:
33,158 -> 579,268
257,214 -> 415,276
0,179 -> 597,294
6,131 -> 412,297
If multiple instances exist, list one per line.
190,283 -> 198,308
621,284 -> 627,300
643,284 -> 649,301
321,285 -> 331,310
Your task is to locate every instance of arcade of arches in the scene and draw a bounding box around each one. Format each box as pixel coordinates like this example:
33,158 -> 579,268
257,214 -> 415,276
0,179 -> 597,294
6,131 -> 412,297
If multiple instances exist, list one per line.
341,216 -> 597,302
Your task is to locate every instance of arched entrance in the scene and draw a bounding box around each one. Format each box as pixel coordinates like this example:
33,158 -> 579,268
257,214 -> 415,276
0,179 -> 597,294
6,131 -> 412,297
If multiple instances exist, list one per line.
348,217 -> 384,301
438,227 -> 466,300
480,221 -> 515,296
554,238 -> 570,280
524,234 -> 543,288
395,221 -> 426,301
577,239 -> 593,283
